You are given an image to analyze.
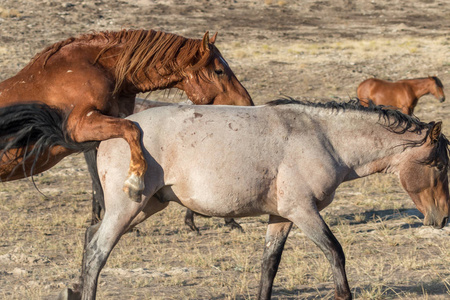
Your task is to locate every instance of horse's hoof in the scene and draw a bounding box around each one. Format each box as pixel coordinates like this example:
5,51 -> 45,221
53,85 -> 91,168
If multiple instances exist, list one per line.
57,288 -> 81,300
224,219 -> 245,233
123,173 -> 144,202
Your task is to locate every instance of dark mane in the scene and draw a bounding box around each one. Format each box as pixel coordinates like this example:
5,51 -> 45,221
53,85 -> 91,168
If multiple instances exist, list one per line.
28,29 -> 215,94
432,76 -> 444,88
267,97 -> 450,168
267,97 -> 428,133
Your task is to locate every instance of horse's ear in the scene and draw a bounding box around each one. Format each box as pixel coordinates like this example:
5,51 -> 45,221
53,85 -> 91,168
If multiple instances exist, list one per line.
429,121 -> 442,143
201,31 -> 210,53
210,32 -> 218,44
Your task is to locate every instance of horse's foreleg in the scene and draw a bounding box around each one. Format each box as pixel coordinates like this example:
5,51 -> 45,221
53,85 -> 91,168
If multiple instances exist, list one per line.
401,106 -> 413,115
257,215 -> 292,300
84,149 -> 104,224
81,208 -> 139,300
68,111 -> 146,201
58,220 -> 103,300
289,206 -> 351,300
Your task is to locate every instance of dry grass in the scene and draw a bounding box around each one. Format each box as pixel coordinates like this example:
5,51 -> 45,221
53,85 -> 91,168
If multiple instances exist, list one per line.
216,35 -> 449,105
0,0 -> 449,299
220,37 -> 448,65
0,7 -> 20,18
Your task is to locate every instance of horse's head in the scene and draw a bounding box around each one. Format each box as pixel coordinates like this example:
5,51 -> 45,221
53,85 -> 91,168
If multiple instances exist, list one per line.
398,122 -> 449,229
430,76 -> 445,103
176,32 -> 254,107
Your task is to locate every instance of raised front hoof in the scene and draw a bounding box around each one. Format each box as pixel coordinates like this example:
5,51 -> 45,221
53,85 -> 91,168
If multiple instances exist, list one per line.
123,174 -> 145,202
57,288 -> 81,300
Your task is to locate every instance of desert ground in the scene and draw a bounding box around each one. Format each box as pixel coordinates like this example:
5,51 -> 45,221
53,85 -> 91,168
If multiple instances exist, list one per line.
0,0 -> 449,299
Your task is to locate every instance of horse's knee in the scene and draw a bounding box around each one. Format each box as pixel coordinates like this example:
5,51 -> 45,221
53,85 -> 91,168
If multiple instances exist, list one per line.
85,222 -> 101,245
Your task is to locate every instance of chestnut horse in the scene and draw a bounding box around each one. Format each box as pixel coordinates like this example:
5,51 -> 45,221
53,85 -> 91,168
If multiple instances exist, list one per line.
65,99 -> 449,300
357,76 -> 445,115
0,29 -> 253,209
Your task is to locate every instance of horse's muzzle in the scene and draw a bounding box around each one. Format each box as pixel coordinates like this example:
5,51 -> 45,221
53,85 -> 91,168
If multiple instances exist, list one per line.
440,96 -> 445,103
424,213 -> 448,229
430,216 -> 448,229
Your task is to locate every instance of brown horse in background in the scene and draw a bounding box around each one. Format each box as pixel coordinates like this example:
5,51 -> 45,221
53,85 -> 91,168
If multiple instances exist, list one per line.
0,29 -> 253,215
357,76 -> 445,115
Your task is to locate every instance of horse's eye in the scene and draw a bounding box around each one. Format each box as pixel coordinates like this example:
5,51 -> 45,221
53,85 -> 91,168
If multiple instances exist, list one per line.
214,69 -> 224,76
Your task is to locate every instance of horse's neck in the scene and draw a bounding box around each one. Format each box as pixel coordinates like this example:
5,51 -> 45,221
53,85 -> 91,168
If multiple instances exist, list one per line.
327,116 -> 421,179
130,71 -> 179,93
96,43 -> 181,94
406,78 -> 433,98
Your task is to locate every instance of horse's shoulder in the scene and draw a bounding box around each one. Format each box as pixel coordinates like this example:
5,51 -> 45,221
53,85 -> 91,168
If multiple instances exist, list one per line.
396,81 -> 415,93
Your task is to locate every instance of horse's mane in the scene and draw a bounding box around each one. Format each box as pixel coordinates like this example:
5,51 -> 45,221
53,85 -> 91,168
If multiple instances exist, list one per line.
28,29 -> 214,94
267,98 -> 427,133
267,97 -> 450,167
432,76 -> 444,88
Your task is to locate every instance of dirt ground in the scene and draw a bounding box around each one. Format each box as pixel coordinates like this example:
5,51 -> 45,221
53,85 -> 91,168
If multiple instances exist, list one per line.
0,0 -> 449,299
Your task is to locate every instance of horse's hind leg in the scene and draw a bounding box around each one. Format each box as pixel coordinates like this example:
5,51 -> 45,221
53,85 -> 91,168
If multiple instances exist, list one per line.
84,149 -> 104,224
224,218 -> 244,232
257,215 -> 292,300
68,110 -> 146,200
184,209 -> 244,233
184,209 -> 200,234
288,206 -> 351,300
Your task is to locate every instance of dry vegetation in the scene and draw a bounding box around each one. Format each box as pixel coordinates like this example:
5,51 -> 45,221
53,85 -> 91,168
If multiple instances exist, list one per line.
0,0 -> 449,299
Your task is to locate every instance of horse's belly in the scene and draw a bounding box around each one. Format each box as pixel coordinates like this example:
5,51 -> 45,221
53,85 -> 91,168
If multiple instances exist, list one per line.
161,167 -> 278,218
170,186 -> 271,218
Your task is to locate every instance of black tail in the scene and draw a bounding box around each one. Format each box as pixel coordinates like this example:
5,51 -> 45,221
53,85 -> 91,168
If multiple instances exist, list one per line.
0,102 -> 97,177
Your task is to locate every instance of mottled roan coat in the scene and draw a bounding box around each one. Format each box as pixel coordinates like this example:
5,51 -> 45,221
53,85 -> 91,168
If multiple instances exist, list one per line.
75,100 -> 449,300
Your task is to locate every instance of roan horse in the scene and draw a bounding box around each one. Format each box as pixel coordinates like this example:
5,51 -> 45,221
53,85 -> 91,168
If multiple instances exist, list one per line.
357,76 -> 445,115
69,99 -> 449,300
0,29 -> 253,215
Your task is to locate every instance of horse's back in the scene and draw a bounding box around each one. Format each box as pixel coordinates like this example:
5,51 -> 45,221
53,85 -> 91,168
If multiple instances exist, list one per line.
357,78 -> 403,107
98,104 -> 327,217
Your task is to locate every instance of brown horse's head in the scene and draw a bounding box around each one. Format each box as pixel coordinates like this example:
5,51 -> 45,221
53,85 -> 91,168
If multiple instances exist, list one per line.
430,76 -> 445,103
175,32 -> 254,107
398,122 -> 449,229
90,30 -> 253,106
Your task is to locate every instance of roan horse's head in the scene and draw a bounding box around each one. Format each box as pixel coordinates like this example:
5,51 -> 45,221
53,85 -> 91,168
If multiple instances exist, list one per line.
430,76 -> 445,103
176,32 -> 254,107
398,121 -> 449,229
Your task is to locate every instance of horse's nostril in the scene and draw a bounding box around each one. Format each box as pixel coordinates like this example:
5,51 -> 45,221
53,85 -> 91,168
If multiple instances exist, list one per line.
443,217 -> 449,226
